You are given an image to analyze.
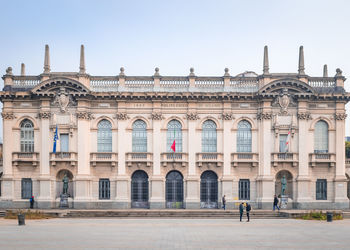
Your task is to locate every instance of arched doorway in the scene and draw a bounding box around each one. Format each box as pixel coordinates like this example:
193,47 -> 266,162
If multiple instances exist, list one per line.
56,169 -> 74,198
131,170 -> 149,208
166,171 -> 184,209
275,170 -> 293,198
200,171 -> 218,208
346,174 -> 350,200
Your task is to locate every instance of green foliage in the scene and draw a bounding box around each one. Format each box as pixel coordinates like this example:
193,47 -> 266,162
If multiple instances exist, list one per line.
346,141 -> 350,158
300,211 -> 343,220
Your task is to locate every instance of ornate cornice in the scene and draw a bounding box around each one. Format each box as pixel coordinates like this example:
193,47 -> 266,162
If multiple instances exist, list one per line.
256,112 -> 272,120
184,112 -> 200,120
219,112 -> 234,120
37,112 -> 51,119
1,112 -> 16,120
114,112 -> 129,120
76,111 -> 94,120
334,113 -> 347,121
297,112 -> 312,120
149,112 -> 164,120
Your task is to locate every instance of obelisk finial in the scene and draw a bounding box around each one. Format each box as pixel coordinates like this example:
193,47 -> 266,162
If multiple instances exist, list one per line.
323,64 -> 328,77
44,44 -> 50,73
263,45 -> 269,75
79,44 -> 86,74
21,63 -> 25,76
298,46 -> 305,75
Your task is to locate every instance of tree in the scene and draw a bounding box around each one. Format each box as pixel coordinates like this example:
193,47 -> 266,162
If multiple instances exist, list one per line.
346,141 -> 350,158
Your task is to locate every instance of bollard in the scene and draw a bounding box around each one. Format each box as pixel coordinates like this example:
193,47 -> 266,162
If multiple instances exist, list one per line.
18,214 -> 25,226
326,211 -> 333,222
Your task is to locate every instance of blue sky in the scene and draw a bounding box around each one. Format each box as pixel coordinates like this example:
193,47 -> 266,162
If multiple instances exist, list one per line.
0,0 -> 349,138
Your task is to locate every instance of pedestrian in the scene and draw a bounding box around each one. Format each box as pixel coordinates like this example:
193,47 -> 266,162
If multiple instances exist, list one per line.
239,202 -> 244,222
30,195 -> 34,209
273,195 -> 280,211
246,202 -> 251,222
222,195 -> 226,210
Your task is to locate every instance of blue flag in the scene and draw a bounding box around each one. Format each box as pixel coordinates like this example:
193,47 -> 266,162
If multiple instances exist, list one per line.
53,125 -> 59,153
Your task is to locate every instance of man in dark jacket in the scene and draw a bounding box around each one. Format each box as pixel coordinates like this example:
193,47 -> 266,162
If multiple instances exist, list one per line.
30,196 -> 34,209
273,195 -> 280,211
222,195 -> 226,210
246,203 -> 251,222
239,202 -> 244,222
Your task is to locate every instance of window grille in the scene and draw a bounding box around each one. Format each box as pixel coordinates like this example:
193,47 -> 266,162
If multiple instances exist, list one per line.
166,171 -> 184,203
97,120 -> 112,152
132,120 -> 147,152
99,179 -> 110,199
202,120 -> 217,152
167,120 -> 182,152
316,179 -> 327,200
21,178 -> 32,199
20,119 -> 34,152
237,120 -> 252,152
131,170 -> 149,208
200,171 -> 218,208
314,121 -> 328,153
239,179 -> 250,200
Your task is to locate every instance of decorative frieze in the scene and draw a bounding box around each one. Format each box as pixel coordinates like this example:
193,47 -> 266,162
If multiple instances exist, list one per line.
184,112 -> 200,120
76,112 -> 94,120
114,112 -> 130,120
219,112 -> 234,120
256,112 -> 272,120
334,113 -> 347,121
149,112 -> 164,120
1,112 -> 16,120
37,112 -> 51,119
297,112 -> 312,120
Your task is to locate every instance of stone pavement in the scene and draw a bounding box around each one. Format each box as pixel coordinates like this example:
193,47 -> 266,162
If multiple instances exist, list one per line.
0,218 -> 349,249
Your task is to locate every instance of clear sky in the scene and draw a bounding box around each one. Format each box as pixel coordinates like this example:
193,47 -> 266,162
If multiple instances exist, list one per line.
0,0 -> 349,140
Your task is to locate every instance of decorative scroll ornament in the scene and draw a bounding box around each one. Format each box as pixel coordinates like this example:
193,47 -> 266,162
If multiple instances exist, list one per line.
256,112 -> 272,120
37,112 -> 51,119
219,112 -> 234,120
184,112 -> 200,120
297,112 -> 312,120
76,112 -> 94,120
149,112 -> 164,120
114,112 -> 130,120
1,112 -> 16,120
334,113 -> 347,120
52,87 -> 76,113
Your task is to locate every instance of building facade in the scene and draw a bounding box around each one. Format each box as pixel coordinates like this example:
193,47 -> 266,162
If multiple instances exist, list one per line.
0,45 -> 349,209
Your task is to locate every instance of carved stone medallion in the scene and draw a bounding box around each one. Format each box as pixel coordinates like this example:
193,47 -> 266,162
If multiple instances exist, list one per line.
52,87 -> 76,113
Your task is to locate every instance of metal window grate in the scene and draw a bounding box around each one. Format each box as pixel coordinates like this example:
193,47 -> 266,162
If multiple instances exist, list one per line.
316,179 -> 327,200
20,119 -> 34,153
21,178 -> 32,199
200,171 -> 218,208
97,120 -> 112,152
166,171 -> 184,208
132,120 -> 147,152
239,179 -> 250,200
131,170 -> 149,208
237,120 -> 252,152
99,179 -> 110,200
202,120 -> 217,153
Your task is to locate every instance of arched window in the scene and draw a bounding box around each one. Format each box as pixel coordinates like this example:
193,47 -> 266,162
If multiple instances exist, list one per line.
314,120 -> 328,153
131,170 -> 149,208
237,120 -> 252,152
200,171 -> 218,208
20,119 -> 34,152
97,119 -> 112,152
166,171 -> 184,208
167,120 -> 182,152
132,120 -> 147,152
202,120 -> 217,152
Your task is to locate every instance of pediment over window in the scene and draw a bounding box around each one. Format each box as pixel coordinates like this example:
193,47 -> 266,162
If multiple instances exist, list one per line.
31,77 -> 90,94
258,78 -> 315,94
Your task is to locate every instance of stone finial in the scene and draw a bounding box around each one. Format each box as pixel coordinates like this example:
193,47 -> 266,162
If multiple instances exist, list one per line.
323,64 -> 328,77
119,67 -> 125,77
154,67 -> 160,77
298,46 -> 305,75
189,67 -> 195,77
79,44 -> 86,74
44,44 -> 50,73
6,67 -> 13,75
335,68 -> 343,77
224,68 -> 230,77
263,45 -> 269,75
21,63 -> 25,76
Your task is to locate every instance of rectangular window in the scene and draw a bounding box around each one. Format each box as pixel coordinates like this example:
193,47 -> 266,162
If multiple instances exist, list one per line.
316,179 -> 327,200
21,178 -> 32,199
99,179 -> 110,200
239,179 -> 250,200
279,134 -> 288,153
60,134 -> 69,152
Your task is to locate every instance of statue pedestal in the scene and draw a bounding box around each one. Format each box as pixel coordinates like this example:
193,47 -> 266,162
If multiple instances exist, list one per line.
59,194 -> 69,209
280,195 -> 288,209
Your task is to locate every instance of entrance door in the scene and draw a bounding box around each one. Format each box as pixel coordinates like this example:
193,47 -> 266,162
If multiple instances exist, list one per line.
60,134 -> 69,152
131,170 -> 149,208
166,171 -> 184,208
200,171 -> 218,208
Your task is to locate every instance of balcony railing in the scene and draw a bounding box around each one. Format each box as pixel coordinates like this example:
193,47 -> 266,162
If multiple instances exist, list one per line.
90,152 -> 118,167
231,153 -> 259,167
12,152 -> 39,166
196,153 -> 223,167
309,153 -> 336,167
271,153 -> 298,167
160,152 -> 188,167
50,152 -> 78,166
125,152 -> 153,167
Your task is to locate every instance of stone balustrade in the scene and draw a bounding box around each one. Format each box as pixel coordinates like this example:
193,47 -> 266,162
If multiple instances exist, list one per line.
12,152 -> 39,166
231,153 -> 259,167
271,152 -> 299,167
160,152 -> 188,167
309,153 -> 336,167
125,152 -> 153,167
196,152 -> 223,167
90,152 -> 118,167
50,152 -> 78,166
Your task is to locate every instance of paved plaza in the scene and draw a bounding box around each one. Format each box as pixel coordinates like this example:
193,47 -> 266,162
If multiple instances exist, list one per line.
1,218 -> 350,249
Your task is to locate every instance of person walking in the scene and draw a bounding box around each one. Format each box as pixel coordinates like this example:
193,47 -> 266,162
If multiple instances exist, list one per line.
239,202 -> 244,222
246,202 -> 251,222
30,195 -> 35,209
222,195 -> 226,210
273,195 -> 280,211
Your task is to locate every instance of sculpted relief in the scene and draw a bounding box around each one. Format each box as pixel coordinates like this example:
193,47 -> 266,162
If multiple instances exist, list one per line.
52,87 -> 76,113
272,88 -> 296,115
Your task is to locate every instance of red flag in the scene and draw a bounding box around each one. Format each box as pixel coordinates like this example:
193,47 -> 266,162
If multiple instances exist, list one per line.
171,140 -> 176,152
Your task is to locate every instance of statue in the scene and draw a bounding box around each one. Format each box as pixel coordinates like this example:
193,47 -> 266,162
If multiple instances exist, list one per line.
281,175 -> 287,196
62,174 -> 69,195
